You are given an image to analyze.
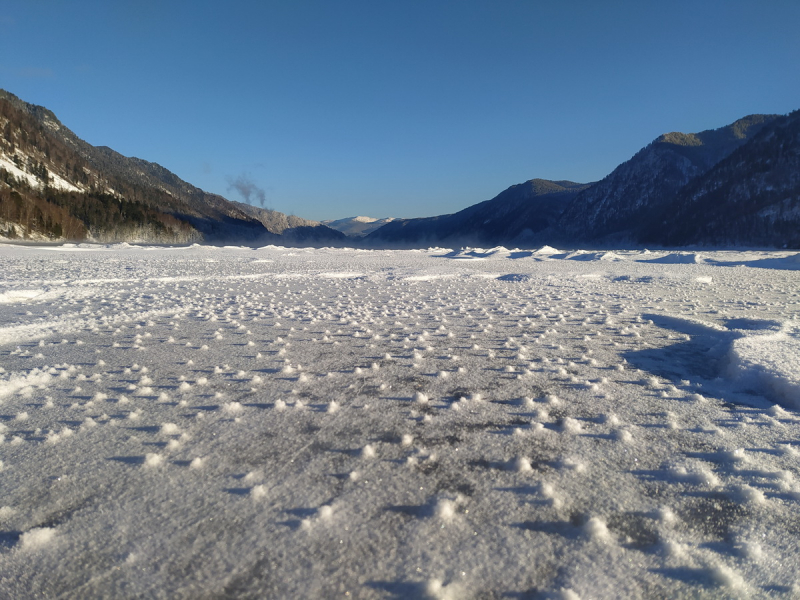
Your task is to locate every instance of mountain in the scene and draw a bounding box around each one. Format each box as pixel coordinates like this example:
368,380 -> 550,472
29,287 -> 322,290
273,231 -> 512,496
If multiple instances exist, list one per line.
0,89 -> 339,245
557,114 -> 779,243
322,216 -> 396,237
3,87 -> 796,249
365,179 -> 589,248
233,201 -> 347,244
365,112 -> 797,250
641,109 -> 800,248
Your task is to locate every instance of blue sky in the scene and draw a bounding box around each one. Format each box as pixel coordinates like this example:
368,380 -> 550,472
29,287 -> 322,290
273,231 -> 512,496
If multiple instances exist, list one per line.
2,1 -> 799,220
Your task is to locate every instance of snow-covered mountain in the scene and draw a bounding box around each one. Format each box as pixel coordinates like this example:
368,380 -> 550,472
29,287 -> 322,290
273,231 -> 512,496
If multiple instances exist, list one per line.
322,216 -> 396,237
0,89 -> 341,245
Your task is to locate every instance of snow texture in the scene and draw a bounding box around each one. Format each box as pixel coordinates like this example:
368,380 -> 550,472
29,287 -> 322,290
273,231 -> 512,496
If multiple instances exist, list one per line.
0,243 -> 799,598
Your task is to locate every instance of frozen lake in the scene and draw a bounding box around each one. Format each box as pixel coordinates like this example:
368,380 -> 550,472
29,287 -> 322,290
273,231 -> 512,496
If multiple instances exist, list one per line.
1,243 -> 799,598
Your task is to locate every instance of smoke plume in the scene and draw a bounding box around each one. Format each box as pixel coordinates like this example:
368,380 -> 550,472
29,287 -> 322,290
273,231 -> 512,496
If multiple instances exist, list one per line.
227,173 -> 267,207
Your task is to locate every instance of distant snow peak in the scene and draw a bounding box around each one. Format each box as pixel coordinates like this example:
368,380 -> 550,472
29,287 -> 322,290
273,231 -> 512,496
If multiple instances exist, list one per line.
322,216 -> 396,237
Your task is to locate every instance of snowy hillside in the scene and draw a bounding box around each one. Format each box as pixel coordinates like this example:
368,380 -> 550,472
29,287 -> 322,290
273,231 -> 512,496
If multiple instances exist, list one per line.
1,244 -> 799,598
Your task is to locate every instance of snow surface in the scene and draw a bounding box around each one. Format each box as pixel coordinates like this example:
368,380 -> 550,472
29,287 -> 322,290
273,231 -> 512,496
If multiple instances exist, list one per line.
0,243 -> 799,598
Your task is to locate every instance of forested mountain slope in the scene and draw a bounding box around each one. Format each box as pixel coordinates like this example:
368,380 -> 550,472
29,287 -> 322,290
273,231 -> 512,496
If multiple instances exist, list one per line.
0,90 -> 339,244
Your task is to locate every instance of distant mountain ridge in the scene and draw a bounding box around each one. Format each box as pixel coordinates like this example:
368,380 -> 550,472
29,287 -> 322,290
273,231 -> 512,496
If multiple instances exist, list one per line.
2,87 -> 797,248
365,112 -> 799,249
365,179 -> 589,247
0,89 -> 341,244
322,216 -> 396,237
233,201 -> 346,244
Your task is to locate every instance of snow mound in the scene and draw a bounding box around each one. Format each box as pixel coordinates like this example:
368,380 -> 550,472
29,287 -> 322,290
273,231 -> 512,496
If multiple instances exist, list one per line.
18,527 -> 57,551
564,250 -> 591,260
771,252 -> 800,265
450,247 -> 509,259
533,245 -> 560,255
727,325 -> 800,410
751,252 -> 800,270
404,274 -> 454,281
318,272 -> 365,279
497,274 -> 532,282
0,289 -> 45,304
0,369 -> 53,400
566,251 -> 625,262
644,252 -> 704,264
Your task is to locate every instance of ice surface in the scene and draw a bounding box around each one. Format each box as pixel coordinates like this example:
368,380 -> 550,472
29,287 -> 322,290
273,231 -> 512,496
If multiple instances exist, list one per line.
0,243 -> 799,598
